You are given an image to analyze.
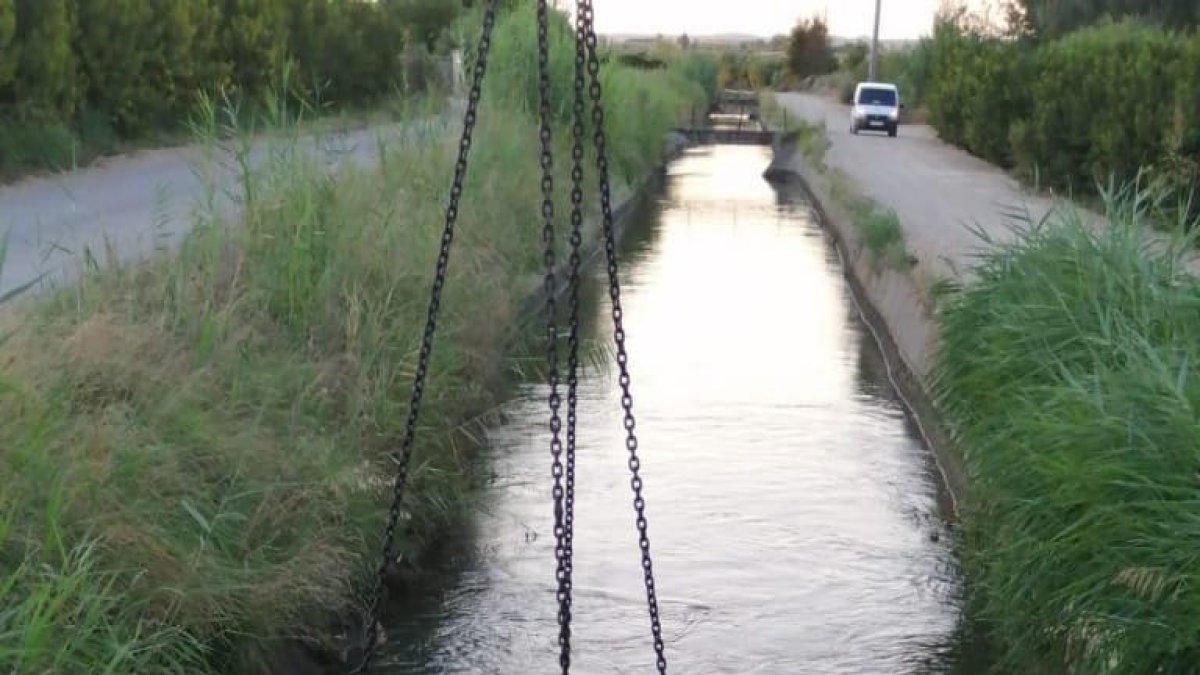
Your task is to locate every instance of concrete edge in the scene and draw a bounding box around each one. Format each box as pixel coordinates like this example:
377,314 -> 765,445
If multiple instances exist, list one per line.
764,136 -> 969,513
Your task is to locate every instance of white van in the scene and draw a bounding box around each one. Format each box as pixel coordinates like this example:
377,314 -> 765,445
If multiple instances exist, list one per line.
849,82 -> 901,138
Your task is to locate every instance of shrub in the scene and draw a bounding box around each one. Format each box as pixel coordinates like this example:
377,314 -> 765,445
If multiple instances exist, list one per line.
926,17 -> 1196,208
1028,19 -> 1183,192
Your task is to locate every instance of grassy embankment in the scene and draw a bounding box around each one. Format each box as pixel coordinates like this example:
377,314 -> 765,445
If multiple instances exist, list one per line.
0,5 -> 713,673
933,191 -> 1200,672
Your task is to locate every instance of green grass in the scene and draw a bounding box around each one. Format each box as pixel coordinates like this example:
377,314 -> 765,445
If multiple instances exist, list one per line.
0,7 -> 711,672
933,188 -> 1200,672
824,167 -> 913,270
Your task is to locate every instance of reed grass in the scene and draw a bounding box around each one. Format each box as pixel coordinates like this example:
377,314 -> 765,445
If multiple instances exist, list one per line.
933,187 -> 1200,672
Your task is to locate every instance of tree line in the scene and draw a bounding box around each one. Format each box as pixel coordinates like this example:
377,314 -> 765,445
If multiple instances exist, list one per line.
925,4 -> 1200,214
0,0 -> 477,140
1009,0 -> 1200,40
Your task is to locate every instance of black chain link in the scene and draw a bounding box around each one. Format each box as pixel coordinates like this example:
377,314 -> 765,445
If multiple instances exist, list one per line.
353,3 -> 667,672
534,1 -> 573,672
561,0 -> 589,666
579,1 -> 669,671
352,2 -> 498,672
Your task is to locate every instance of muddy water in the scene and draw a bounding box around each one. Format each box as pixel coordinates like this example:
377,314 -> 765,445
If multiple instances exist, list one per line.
378,145 -> 962,674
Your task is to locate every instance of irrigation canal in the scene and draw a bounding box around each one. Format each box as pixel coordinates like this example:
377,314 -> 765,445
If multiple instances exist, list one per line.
374,142 -> 965,673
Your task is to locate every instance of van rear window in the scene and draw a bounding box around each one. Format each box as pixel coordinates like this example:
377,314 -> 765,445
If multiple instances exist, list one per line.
857,88 -> 897,106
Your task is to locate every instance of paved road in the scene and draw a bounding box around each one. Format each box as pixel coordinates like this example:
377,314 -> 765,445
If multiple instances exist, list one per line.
0,115 -> 451,298
775,93 -> 1097,281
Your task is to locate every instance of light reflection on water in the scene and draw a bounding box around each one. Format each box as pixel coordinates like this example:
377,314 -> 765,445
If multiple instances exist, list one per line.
379,145 -> 962,674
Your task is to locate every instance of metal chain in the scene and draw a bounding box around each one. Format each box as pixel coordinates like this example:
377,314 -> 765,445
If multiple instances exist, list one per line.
579,2 -> 669,671
534,1 -> 573,672
561,0 -> 589,663
352,2 -> 499,672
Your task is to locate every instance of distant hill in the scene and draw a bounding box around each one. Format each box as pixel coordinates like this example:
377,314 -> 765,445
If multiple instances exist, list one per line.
604,32 -> 765,45
832,36 -> 920,50
605,32 -> 920,51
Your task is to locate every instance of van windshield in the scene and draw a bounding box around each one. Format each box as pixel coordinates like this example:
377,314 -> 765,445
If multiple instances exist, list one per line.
857,88 -> 897,106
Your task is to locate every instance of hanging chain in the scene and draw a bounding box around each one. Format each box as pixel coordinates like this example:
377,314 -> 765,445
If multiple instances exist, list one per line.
561,0 -> 589,665
352,2 -> 499,672
352,3 -> 666,672
534,1 -> 573,672
579,1 -> 669,671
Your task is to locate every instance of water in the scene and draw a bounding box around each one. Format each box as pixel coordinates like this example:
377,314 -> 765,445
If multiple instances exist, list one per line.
379,145 -> 962,674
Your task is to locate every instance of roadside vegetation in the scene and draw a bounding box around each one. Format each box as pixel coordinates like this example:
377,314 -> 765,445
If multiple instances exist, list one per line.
0,4 -> 713,672
929,4 -> 1200,665
0,0 -> 522,180
925,3 -> 1199,226
934,190 -> 1200,672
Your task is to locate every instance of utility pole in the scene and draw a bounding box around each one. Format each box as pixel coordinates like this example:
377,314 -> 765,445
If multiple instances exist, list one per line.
868,0 -> 882,81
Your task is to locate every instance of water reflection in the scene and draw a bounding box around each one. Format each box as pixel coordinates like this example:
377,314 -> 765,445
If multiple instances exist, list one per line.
380,145 -> 962,674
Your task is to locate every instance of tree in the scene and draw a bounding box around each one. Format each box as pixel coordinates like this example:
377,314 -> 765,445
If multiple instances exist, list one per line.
1007,0 -> 1200,39
220,0 -> 289,98
842,40 -> 868,71
74,0 -> 155,133
14,0 -> 77,117
143,0 -> 226,124
0,0 -> 14,93
786,15 -> 835,81
390,0 -> 461,52
678,33 -> 690,50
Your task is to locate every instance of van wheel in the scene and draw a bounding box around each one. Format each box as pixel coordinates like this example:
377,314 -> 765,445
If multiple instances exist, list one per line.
887,126 -> 898,138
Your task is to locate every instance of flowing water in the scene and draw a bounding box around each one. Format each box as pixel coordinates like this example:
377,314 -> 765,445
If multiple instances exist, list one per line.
378,144 -> 963,674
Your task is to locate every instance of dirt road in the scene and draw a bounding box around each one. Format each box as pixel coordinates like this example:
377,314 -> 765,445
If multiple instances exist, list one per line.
0,116 -> 449,298
775,93 -> 1093,281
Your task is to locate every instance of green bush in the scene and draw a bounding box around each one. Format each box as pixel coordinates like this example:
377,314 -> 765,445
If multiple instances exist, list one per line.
1029,20 -> 1183,192
927,22 -> 1031,166
0,0 -> 424,176
927,18 -> 1197,207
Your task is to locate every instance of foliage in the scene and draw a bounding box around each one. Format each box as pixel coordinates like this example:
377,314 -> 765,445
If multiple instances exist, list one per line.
391,0 -> 462,52
841,41 -> 868,72
786,15 -> 836,81
715,50 -> 785,90
11,0 -> 77,118
0,5 -> 711,672
926,20 -> 1031,166
934,192 -> 1200,671
0,0 -> 14,92
835,38 -> 936,110
1027,20 -> 1182,190
1008,0 -> 1200,39
926,14 -> 1195,213
670,52 -> 719,102
0,0 -> 433,177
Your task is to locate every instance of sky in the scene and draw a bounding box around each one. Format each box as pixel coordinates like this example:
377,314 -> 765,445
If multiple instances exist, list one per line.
591,0 -> 945,40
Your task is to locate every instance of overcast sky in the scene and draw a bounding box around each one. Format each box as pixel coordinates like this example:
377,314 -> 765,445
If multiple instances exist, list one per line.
592,0 -> 946,40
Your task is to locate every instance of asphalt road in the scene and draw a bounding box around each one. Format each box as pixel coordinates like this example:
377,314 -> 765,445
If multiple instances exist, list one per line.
775,92 -> 1093,281
0,115 -> 451,299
